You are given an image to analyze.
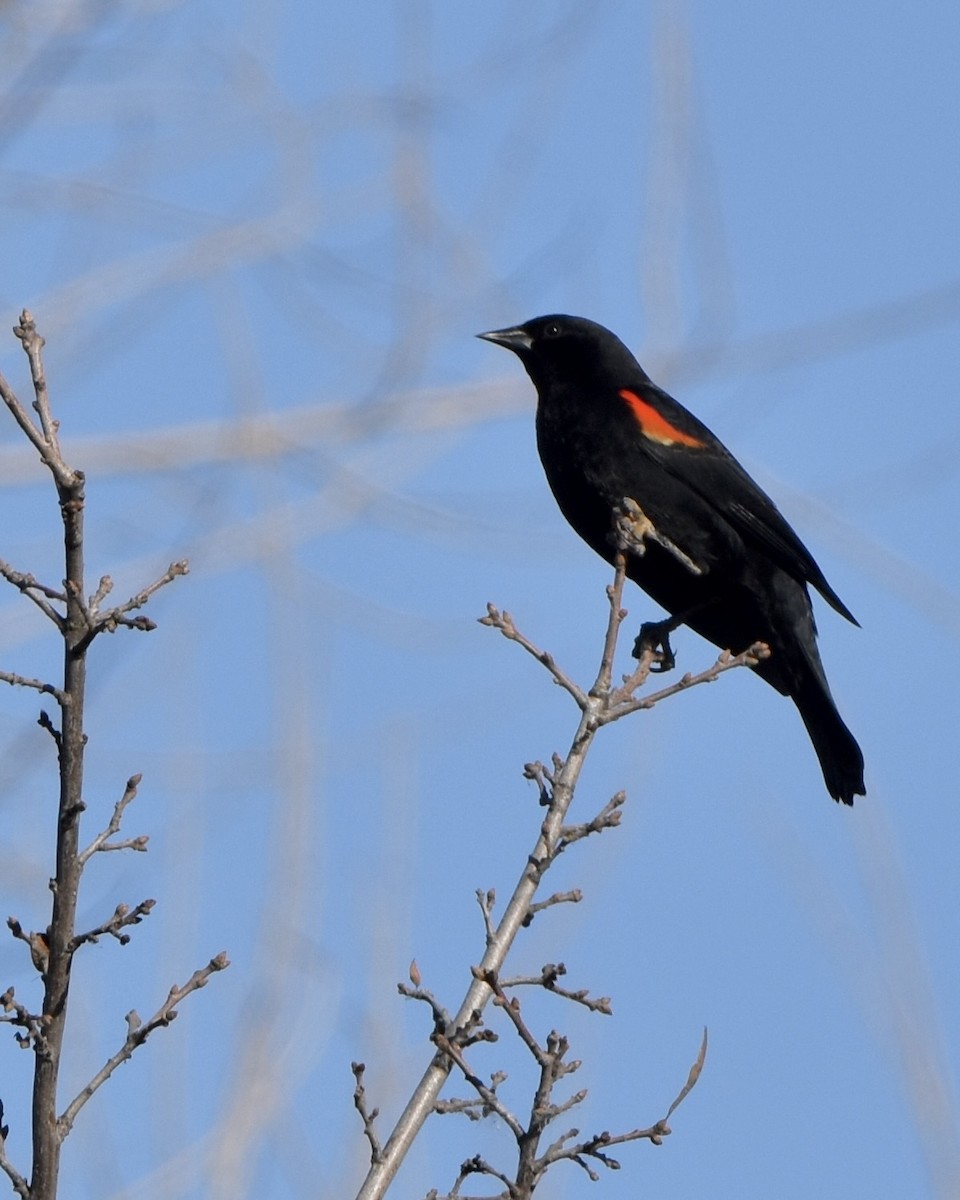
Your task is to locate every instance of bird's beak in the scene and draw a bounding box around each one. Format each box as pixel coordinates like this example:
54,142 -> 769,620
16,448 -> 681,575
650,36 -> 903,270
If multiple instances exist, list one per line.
476,326 -> 533,353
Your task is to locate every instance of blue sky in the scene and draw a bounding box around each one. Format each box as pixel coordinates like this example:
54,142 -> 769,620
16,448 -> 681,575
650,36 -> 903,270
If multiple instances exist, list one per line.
0,2 -> 959,1197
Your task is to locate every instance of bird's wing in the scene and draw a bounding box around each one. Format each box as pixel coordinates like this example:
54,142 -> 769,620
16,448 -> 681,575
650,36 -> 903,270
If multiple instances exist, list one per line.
621,384 -> 859,625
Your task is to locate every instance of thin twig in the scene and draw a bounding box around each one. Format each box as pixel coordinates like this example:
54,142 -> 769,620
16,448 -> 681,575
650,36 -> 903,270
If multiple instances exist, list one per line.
0,1101 -> 29,1200
603,642 -> 770,721
0,986 -> 45,1048
78,774 -> 146,866
476,889 -> 497,945
95,560 -> 190,634
538,1026 -> 709,1179
479,606 -> 588,708
0,670 -> 65,703
0,560 -> 65,629
71,899 -> 156,951
351,1063 -> 384,1165
523,889 -> 582,925
57,952 -> 229,1138
499,964 -> 612,1016
36,709 -> 62,751
592,550 -> 630,697
0,311 -> 78,488
558,791 -> 625,849
434,1034 -> 525,1140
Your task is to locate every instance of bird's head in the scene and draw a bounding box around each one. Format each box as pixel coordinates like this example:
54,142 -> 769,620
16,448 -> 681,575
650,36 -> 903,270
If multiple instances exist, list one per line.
477,314 -> 645,391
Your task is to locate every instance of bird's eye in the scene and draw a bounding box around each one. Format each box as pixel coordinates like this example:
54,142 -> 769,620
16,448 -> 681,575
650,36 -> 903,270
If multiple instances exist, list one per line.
543,322 -> 561,339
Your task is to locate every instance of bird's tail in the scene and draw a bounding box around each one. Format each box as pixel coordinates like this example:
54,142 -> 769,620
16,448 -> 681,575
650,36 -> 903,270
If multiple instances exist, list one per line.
792,673 -> 865,805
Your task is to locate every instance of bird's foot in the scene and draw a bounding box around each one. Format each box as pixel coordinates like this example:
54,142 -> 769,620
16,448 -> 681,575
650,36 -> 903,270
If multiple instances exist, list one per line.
632,619 -> 677,673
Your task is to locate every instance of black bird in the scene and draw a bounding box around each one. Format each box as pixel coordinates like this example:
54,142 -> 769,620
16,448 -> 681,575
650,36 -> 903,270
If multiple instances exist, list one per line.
479,314 -> 865,804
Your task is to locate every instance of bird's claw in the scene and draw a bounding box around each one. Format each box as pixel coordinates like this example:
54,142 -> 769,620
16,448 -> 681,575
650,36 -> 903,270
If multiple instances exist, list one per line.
632,620 -> 677,673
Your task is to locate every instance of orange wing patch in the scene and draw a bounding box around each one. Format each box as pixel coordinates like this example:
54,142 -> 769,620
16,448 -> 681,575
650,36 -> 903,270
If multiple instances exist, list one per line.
619,389 -> 705,448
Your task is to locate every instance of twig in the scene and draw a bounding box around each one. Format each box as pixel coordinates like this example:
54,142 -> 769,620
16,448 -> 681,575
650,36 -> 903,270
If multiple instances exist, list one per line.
480,976 -> 547,1065
538,1026 -> 709,1179
94,560 -> 190,633
476,888 -> 497,945
499,964 -> 612,1016
522,889 -> 582,926
36,709 -> 62,751
78,774 -> 147,865
396,983 -> 451,1034
558,791 -> 625,849
0,1099 -> 29,1200
434,1033 -> 525,1139
444,1154 -> 515,1198
0,670 -> 65,703
0,312 -> 78,488
592,550 -> 631,697
57,953 -> 229,1138
479,606 -> 588,708
0,560 -> 65,629
351,1063 -> 383,1165
0,987 -> 45,1048
71,899 -> 156,951
603,642 -> 770,721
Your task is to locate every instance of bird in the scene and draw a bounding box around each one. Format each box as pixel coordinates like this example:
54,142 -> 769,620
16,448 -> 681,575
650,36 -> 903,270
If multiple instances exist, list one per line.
478,314 -> 865,804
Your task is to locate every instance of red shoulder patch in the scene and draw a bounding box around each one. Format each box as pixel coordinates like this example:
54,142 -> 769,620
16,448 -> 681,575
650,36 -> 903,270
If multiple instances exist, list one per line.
619,389 -> 705,448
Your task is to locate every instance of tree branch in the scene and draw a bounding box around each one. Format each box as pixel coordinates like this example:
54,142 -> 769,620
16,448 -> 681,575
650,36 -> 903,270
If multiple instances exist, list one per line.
57,953 -> 229,1139
78,774 -> 148,866
356,534 -> 757,1197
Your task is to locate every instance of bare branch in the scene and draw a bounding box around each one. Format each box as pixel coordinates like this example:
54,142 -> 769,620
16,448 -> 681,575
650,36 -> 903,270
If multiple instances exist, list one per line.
351,1063 -> 383,1165
537,1026 -> 709,1180
357,548 -> 743,1198
0,560 -> 66,629
0,1099 -> 29,1200
476,888 -> 497,945
434,1033 -> 525,1140
0,312 -> 79,488
78,774 -> 147,866
558,791 -> 625,849
94,560 -> 190,633
57,952 -> 229,1138
499,964 -> 613,1016
0,987 -> 45,1049
37,709 -> 62,751
604,642 -> 770,721
522,761 -> 553,807
71,899 -> 156,951
15,313 -> 58,452
396,982 -> 451,1034
0,669 -> 65,704
523,889 -> 582,926
591,550 -> 631,697
479,606 -> 588,708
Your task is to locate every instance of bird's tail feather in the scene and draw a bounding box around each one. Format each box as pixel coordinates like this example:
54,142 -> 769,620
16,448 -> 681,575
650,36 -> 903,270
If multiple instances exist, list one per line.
793,675 -> 865,805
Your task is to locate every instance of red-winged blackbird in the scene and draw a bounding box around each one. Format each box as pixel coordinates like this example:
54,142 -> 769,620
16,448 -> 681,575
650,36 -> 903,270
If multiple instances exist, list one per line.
479,314 -> 865,804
